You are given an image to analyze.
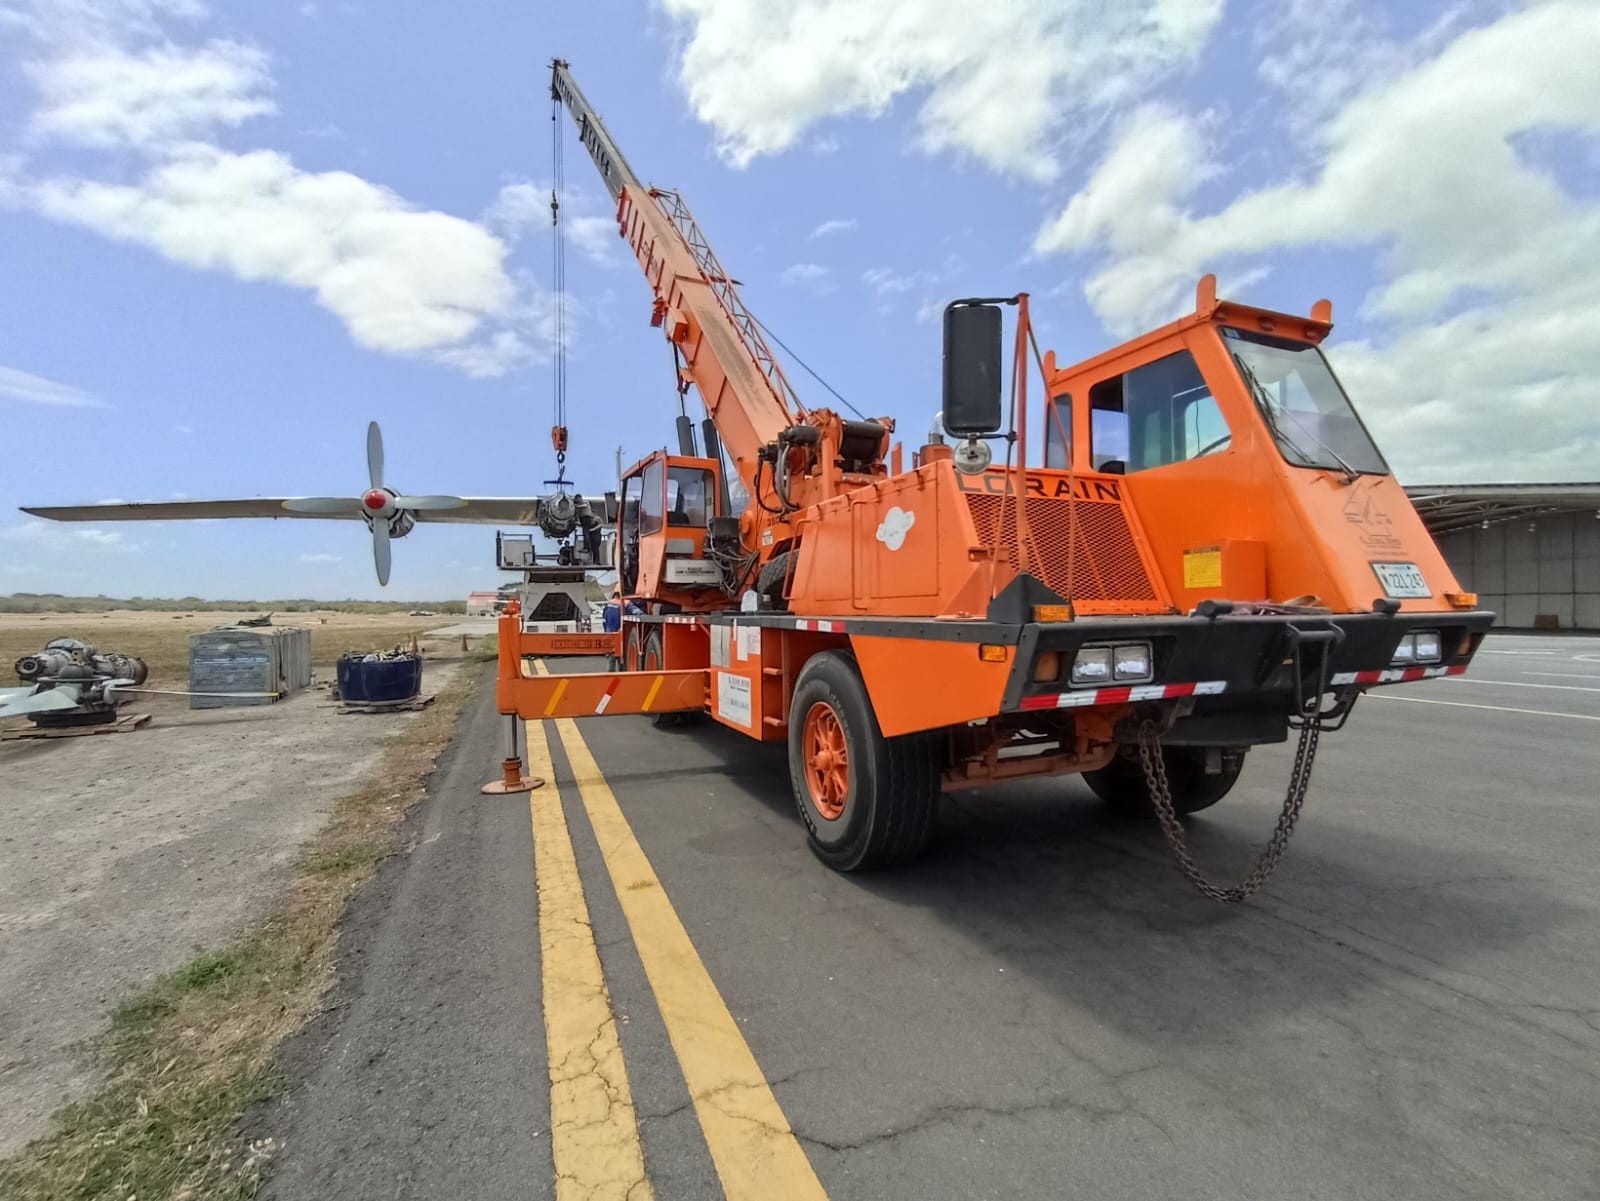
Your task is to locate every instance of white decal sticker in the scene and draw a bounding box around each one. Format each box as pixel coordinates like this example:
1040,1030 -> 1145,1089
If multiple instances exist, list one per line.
738,625 -> 761,659
717,672 -> 753,728
876,506 -> 916,551
710,625 -> 731,668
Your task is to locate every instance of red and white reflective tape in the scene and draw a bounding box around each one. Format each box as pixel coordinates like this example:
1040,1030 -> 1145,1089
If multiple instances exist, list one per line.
792,618 -> 844,633
1019,680 -> 1226,711
662,615 -> 704,625
1330,663 -> 1465,687
595,677 -> 621,714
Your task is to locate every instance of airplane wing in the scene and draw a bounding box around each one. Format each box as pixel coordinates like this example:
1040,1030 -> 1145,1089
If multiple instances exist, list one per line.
20,498 -> 558,525
411,499 -> 547,525
22,500 -> 334,521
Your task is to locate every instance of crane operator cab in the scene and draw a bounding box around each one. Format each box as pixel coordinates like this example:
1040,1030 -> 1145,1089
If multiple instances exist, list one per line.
617,451 -> 727,603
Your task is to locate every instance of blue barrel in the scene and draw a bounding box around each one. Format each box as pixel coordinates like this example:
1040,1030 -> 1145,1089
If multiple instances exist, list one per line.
337,653 -> 422,703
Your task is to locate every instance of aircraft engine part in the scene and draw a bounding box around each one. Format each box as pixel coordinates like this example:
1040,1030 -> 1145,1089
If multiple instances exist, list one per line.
14,639 -> 148,686
538,491 -> 578,539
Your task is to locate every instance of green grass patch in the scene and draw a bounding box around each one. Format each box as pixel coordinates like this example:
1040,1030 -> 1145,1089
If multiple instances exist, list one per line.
0,671 -> 480,1201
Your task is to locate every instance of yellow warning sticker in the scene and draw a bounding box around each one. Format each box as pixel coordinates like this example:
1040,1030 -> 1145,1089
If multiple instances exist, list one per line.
1184,546 -> 1223,590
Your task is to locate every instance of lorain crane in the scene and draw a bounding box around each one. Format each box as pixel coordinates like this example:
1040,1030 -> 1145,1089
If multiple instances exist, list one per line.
499,61 -> 1493,898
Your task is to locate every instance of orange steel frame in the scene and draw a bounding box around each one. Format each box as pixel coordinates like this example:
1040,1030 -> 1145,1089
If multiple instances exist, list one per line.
500,277 -> 1477,784
516,60 -> 1488,806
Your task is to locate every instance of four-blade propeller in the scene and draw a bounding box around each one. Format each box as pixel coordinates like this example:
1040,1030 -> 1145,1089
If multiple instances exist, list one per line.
282,423 -> 466,585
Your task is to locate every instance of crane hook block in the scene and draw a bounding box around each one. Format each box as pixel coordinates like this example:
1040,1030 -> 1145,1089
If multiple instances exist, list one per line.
551,426 -> 569,454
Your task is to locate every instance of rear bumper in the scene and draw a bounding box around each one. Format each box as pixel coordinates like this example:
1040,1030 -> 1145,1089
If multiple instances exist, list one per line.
1001,610 -> 1495,726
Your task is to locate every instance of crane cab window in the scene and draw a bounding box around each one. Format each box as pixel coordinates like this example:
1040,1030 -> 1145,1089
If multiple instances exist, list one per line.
1044,392 -> 1072,469
639,459 -> 665,535
621,475 -> 643,528
666,465 -> 713,527
1089,350 -> 1229,474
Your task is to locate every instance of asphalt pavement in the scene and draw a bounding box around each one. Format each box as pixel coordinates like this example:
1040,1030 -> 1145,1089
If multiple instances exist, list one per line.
255,635 -> 1600,1200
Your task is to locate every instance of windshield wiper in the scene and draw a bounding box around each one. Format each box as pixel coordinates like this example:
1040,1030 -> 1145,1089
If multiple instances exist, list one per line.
1233,353 -> 1359,484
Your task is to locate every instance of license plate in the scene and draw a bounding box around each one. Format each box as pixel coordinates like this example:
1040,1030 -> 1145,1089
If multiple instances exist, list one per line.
1371,561 -> 1431,599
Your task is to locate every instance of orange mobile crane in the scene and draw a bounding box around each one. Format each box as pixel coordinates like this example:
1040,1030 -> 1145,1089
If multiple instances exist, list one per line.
504,61 -> 1492,894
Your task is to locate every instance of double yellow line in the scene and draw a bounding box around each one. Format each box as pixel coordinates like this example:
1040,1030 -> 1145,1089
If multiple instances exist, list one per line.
525,665 -> 828,1201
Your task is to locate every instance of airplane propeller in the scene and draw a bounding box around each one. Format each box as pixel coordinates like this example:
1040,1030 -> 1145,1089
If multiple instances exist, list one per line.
21,419 -> 571,587
280,422 -> 466,585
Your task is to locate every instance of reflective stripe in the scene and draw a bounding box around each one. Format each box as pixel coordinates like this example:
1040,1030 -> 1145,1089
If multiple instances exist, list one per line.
1019,680 -> 1228,711
1330,663 -> 1464,687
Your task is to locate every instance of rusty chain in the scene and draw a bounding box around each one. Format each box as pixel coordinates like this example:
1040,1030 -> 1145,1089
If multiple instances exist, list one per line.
1136,715 -> 1321,904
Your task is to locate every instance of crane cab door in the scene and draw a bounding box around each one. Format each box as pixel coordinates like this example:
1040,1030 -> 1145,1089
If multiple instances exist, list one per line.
618,451 -> 723,602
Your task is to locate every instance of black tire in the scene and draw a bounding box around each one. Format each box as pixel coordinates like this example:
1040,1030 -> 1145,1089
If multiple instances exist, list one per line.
640,630 -> 683,728
1083,745 -> 1244,816
787,651 -> 940,871
755,550 -> 793,610
623,625 -> 644,672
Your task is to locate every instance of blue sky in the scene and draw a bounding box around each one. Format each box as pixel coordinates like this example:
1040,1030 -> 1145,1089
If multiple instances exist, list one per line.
2,0 -> 1596,600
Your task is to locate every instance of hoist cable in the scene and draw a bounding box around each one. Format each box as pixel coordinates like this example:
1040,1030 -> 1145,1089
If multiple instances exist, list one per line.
551,90 -> 569,480
747,311 -> 865,421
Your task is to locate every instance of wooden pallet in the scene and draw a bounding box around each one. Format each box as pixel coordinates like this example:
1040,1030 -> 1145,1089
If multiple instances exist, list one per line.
336,695 -> 434,715
2,712 -> 151,741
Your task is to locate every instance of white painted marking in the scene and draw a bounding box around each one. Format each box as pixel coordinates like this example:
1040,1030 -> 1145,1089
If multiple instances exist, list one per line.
1444,677 -> 1600,694
1523,671 -> 1600,680
1477,650 -> 1556,655
1369,695 -> 1600,722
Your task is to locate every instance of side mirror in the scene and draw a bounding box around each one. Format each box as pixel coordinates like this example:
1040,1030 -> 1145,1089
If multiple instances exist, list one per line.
598,531 -> 617,569
603,490 -> 619,523
942,303 -> 1003,437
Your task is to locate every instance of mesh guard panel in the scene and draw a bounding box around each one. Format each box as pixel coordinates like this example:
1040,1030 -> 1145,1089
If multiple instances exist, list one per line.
964,492 -> 1163,610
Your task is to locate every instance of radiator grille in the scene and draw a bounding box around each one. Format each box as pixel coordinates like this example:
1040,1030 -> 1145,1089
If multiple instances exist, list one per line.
964,493 -> 1160,604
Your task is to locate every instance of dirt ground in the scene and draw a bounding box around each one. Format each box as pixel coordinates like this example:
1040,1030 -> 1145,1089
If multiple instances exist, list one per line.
0,615 -> 476,1157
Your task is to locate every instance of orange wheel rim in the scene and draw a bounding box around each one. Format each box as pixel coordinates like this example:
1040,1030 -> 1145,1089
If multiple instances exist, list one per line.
802,701 -> 849,821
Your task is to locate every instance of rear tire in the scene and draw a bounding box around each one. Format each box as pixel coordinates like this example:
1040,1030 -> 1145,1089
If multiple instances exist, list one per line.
787,651 -> 940,871
640,630 -> 684,727
756,551 -> 793,610
1084,745 -> 1244,816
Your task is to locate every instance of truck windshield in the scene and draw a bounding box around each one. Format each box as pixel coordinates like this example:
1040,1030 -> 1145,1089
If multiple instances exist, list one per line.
1222,327 -> 1387,477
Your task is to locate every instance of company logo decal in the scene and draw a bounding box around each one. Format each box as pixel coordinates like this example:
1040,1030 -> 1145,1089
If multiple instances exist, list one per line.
876,506 -> 916,551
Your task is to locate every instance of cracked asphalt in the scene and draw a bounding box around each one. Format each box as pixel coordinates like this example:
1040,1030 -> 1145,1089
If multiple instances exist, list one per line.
256,635 -> 1600,1199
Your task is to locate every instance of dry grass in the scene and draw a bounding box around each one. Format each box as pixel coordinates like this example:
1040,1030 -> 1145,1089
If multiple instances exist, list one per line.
0,670 -> 480,1201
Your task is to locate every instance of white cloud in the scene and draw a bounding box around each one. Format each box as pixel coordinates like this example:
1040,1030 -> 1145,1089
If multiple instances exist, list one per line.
861,267 -> 914,297
0,520 -> 136,551
780,261 -> 832,292
298,552 -> 342,564
1035,1 -> 1600,480
2,8 -> 551,378
659,0 -> 1222,180
0,1 -> 209,47
810,217 -> 856,238
486,181 -> 619,266
12,146 -> 541,374
0,365 -> 105,407
27,39 -> 274,149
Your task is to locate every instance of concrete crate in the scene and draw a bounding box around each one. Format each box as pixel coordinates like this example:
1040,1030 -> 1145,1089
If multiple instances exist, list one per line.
189,626 -> 312,708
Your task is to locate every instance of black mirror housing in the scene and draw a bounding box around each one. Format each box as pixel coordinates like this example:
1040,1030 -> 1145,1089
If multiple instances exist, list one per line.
603,490 -> 620,523
942,303 -> 1003,436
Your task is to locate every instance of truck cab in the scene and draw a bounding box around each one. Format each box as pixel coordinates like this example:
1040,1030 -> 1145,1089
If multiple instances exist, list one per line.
617,451 -> 726,604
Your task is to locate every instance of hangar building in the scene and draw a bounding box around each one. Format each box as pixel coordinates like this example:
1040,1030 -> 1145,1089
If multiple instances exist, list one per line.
1407,484 -> 1600,631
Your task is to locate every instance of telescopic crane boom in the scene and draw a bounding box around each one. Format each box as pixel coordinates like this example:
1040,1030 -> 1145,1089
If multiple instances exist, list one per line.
551,59 -> 809,502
